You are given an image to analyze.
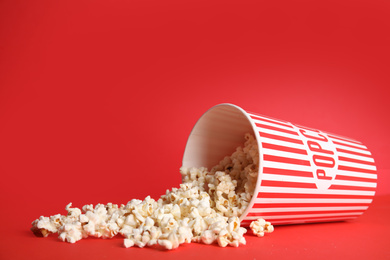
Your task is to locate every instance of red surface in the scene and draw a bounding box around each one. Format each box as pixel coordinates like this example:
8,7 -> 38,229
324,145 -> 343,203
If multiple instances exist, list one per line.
0,0 -> 389,259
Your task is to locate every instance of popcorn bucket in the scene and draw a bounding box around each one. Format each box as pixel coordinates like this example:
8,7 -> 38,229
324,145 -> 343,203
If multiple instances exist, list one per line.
182,104 -> 377,226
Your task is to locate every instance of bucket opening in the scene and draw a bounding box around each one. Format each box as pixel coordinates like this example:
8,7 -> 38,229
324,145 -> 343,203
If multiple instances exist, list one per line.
182,104 -> 262,222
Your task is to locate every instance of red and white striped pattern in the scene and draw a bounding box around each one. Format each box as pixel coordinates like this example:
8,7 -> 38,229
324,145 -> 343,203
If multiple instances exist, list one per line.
240,112 -> 377,226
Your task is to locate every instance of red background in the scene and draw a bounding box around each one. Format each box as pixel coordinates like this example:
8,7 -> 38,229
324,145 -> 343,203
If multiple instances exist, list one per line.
0,0 -> 389,259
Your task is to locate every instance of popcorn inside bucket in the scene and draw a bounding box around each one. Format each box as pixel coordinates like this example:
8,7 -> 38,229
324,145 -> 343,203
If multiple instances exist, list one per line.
31,105 -> 273,249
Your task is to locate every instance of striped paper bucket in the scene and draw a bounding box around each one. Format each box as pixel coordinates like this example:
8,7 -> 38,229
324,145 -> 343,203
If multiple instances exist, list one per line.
182,103 -> 377,226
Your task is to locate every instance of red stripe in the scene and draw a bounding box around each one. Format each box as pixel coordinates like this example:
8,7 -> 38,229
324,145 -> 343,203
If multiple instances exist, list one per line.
338,165 -> 376,174
261,180 -> 317,189
335,175 -> 377,183
262,143 -> 307,155
338,156 -> 376,166
263,154 -> 311,166
332,140 -> 368,151
327,134 -> 362,145
336,148 -> 373,159
252,202 -> 371,208
246,209 -> 364,217
257,192 -> 374,199
259,132 -> 304,145
328,184 -> 376,192
240,221 -> 255,226
255,123 -> 298,136
250,115 -> 294,128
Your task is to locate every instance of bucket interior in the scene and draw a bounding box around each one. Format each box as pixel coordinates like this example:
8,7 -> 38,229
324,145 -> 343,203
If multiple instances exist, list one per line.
182,104 -> 255,170
182,104 -> 260,223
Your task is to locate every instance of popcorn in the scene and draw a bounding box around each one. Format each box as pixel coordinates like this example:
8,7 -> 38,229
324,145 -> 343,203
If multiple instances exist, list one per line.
66,203 -> 81,219
158,231 -> 180,250
201,230 -> 216,244
135,231 -> 150,248
216,229 -> 230,247
147,226 -> 162,246
249,218 -> 274,237
177,225 -> 193,244
171,204 -> 181,220
123,238 -> 134,248
58,222 -> 85,243
31,215 -> 63,237
32,133 -> 274,250
81,204 -> 121,239
119,225 -> 133,238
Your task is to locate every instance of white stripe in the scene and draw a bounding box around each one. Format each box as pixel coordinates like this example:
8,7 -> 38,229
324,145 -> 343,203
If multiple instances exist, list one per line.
258,186 -> 375,196
262,161 -> 312,172
259,135 -> 305,148
248,113 -> 291,125
249,206 -> 368,213
251,216 -> 357,224
260,138 -> 307,150
332,180 -> 377,188
328,136 -> 366,149
261,173 -> 377,188
338,161 -> 376,171
334,143 -> 372,156
254,198 -> 373,204
256,127 -> 300,139
337,151 -> 375,163
262,148 -> 309,161
245,212 -> 363,220
251,118 -> 295,132
337,170 -> 377,180
276,150 -> 378,173
261,173 -> 314,183
262,161 -> 378,181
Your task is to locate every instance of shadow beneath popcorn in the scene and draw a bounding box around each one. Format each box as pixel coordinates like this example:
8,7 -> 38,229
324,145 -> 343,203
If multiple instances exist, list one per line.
25,219 -> 358,252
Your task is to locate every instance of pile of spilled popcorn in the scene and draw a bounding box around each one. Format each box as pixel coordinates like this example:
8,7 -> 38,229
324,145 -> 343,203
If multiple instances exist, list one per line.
31,133 -> 274,249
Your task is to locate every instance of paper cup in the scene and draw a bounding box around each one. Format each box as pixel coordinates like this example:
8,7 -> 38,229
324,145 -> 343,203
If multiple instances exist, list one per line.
182,104 -> 377,225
